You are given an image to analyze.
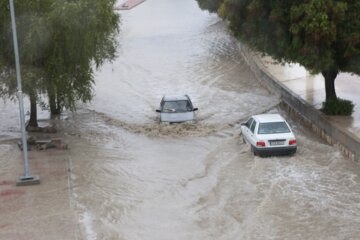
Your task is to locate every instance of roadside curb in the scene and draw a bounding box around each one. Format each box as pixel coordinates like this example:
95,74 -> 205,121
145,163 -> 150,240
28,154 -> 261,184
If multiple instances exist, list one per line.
115,0 -> 146,10
237,43 -> 360,162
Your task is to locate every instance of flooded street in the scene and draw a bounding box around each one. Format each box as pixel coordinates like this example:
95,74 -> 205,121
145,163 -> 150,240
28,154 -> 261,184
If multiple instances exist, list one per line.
1,0 -> 360,239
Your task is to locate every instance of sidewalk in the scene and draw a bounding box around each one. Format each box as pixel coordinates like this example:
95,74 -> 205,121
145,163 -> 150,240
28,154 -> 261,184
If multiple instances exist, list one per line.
0,144 -> 78,240
258,56 -> 360,138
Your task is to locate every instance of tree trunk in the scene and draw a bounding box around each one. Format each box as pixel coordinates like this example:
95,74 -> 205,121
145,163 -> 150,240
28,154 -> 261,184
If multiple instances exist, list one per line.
321,69 -> 338,101
49,93 -> 61,115
28,92 -> 38,128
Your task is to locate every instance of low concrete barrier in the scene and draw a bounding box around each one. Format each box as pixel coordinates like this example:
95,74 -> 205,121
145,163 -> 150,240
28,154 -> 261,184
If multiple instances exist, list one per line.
238,43 -> 360,162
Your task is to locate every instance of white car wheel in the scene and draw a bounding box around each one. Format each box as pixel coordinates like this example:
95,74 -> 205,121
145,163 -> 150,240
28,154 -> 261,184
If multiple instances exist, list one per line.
251,145 -> 257,156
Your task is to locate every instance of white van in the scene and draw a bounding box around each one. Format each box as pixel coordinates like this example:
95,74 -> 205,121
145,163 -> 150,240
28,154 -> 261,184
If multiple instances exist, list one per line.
156,95 -> 198,123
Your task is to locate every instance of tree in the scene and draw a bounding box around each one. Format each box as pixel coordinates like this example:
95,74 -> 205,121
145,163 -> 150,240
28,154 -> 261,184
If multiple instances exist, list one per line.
197,0 -> 222,13
197,0 -> 360,114
0,0 -> 119,127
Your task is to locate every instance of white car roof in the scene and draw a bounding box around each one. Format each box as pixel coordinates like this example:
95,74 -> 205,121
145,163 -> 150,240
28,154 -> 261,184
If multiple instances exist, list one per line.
163,95 -> 189,101
253,114 -> 286,123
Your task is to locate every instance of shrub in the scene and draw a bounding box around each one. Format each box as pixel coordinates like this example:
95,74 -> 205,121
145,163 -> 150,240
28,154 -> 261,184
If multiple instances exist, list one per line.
321,98 -> 354,116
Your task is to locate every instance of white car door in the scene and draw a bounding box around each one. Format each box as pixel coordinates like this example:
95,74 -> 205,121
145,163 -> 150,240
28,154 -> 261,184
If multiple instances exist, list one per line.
242,118 -> 253,144
248,119 -> 257,146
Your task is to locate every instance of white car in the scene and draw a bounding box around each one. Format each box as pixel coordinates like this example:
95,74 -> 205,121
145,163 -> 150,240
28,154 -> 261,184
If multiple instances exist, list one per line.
156,95 -> 198,123
241,114 -> 297,157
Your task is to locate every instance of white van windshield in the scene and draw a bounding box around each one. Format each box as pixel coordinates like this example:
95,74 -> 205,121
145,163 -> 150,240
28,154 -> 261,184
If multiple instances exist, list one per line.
162,100 -> 192,113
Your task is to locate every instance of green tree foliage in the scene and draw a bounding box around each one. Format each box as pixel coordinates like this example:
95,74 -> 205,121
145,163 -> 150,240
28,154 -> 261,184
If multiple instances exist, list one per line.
196,0 -> 223,13
0,0 -> 119,126
197,0 -> 360,114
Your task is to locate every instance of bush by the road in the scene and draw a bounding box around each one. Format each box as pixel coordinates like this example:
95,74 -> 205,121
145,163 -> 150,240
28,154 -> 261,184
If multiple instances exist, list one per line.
321,98 -> 354,116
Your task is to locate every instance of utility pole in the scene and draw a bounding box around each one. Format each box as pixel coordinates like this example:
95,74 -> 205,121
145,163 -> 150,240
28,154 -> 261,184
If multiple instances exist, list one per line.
9,0 -> 40,186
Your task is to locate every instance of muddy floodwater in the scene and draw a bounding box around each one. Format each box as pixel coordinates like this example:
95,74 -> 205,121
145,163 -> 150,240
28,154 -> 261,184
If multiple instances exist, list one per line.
1,0 -> 360,239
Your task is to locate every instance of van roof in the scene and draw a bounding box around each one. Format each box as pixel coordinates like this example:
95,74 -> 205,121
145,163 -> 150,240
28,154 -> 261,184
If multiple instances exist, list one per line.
163,95 -> 189,101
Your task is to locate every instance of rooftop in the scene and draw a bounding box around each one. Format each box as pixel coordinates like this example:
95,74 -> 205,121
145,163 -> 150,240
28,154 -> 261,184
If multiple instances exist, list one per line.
253,114 -> 285,123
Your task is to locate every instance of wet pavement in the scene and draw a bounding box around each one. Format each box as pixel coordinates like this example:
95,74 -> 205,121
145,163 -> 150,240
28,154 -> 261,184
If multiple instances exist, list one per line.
1,0 -> 360,239
259,56 -> 360,137
0,146 -> 77,239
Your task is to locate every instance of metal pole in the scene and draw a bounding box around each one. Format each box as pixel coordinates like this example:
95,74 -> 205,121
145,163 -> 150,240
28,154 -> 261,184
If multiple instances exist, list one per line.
9,0 -> 40,185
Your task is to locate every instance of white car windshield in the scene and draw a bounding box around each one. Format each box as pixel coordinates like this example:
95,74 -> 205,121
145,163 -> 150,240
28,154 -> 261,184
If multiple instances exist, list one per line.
258,122 -> 291,134
162,100 -> 192,113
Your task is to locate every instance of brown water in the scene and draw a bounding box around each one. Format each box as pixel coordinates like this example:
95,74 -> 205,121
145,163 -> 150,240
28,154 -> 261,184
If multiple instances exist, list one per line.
1,0 -> 360,239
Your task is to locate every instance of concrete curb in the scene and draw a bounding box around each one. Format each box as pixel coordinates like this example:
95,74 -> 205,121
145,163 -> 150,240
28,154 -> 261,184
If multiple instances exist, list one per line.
237,43 -> 360,162
115,0 -> 146,10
